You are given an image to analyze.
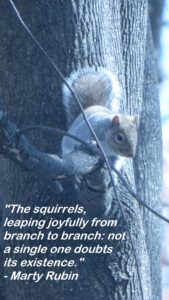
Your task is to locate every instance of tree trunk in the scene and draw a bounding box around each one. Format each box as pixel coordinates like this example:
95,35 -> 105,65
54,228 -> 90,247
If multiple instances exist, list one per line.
0,1 -> 162,299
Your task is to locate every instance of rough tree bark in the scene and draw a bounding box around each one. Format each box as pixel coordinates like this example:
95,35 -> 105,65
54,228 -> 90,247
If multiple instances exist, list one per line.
0,1 -> 162,300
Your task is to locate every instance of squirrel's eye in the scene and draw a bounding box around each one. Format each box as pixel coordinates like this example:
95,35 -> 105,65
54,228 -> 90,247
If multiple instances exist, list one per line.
115,133 -> 125,143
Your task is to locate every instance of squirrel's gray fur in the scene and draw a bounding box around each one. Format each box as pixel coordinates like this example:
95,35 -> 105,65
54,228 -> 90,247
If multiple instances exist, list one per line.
62,68 -> 137,165
63,68 -> 121,128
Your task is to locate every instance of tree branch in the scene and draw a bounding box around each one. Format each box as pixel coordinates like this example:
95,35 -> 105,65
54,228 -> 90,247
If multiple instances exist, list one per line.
0,112 -> 101,194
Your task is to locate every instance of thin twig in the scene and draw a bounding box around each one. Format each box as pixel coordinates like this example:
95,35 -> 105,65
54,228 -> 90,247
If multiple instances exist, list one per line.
16,125 -> 97,154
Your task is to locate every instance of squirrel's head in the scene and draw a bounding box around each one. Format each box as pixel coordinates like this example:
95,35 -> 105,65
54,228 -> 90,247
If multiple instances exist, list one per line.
106,114 -> 138,158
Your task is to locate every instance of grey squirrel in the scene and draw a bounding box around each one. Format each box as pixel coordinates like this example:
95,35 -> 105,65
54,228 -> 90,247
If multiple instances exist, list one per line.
61,68 -> 138,168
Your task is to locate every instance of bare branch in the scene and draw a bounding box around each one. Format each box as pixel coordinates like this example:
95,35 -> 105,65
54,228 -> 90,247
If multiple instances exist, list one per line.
0,112 -> 101,194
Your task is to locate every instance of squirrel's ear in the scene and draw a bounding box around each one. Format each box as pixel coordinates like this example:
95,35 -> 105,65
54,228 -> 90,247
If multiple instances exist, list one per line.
112,115 -> 120,126
131,116 -> 139,128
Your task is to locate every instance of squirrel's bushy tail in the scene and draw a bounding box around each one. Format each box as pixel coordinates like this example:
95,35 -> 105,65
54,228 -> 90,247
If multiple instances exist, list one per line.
62,68 -> 121,127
